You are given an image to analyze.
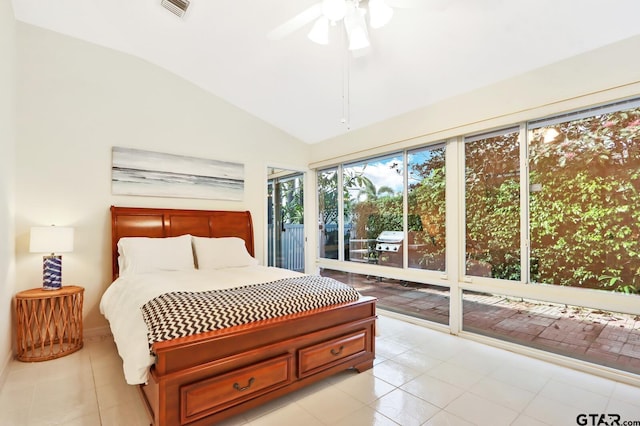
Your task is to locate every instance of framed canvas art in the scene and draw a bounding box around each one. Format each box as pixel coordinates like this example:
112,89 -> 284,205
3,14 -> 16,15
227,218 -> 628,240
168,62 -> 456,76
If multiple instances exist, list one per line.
112,147 -> 244,201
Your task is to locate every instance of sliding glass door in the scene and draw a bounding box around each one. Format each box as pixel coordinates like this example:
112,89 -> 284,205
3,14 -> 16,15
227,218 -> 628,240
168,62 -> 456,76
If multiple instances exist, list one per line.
268,168 -> 304,272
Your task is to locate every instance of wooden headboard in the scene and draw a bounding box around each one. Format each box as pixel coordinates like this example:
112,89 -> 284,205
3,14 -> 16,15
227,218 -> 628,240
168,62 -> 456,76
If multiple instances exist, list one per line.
110,206 -> 254,280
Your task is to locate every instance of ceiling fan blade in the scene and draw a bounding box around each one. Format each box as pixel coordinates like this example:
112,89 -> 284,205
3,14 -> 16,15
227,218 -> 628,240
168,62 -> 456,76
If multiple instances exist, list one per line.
267,3 -> 323,41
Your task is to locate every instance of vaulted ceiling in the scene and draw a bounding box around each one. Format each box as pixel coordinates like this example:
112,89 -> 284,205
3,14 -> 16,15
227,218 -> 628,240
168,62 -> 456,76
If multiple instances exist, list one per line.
11,0 -> 640,143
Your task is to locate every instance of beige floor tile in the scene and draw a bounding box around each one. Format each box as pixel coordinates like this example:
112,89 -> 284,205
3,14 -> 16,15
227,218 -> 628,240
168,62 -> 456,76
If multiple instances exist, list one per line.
371,388 -> 440,426
98,401 -> 150,426
539,379 -> 609,412
334,370 -> 396,404
487,363 -> 551,394
610,381 -> 640,406
422,410 -> 475,426
424,361 -> 485,390
391,349 -> 443,373
0,314 -> 637,426
296,384 -> 366,424
0,406 -> 30,426
248,402 -> 323,426
372,358 -> 423,387
332,405 -> 400,426
445,392 -> 519,426
523,394 -> 587,425
510,414 -> 551,426
95,380 -> 140,411
468,376 -> 536,412
375,335 -> 413,359
605,398 -> 640,418
401,374 -> 465,409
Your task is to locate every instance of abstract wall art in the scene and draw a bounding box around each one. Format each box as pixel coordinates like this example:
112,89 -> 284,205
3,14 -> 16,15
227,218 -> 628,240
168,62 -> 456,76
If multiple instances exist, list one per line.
111,147 -> 244,201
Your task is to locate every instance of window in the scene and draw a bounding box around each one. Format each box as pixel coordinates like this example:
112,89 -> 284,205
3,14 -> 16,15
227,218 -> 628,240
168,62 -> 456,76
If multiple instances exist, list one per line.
407,144 -> 446,271
315,99 -> 640,376
343,154 -> 404,267
528,103 -> 640,293
465,128 -> 521,280
318,168 -> 340,260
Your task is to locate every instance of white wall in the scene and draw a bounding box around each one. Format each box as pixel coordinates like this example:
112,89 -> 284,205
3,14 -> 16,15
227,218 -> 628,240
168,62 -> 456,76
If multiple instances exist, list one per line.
310,34 -> 640,166
0,0 -> 17,383
15,23 -> 311,332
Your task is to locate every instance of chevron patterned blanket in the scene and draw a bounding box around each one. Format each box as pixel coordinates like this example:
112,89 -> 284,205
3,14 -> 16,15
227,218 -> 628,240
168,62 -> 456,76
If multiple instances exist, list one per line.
140,275 -> 360,347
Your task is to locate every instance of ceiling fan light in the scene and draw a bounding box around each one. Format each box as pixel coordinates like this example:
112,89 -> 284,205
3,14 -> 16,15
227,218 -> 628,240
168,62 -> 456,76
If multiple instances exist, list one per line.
344,3 -> 369,50
322,0 -> 347,22
368,0 -> 393,28
308,16 -> 330,45
348,26 -> 370,50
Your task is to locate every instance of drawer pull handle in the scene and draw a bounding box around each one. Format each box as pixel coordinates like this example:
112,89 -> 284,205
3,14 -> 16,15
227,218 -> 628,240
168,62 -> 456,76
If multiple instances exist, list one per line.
330,345 -> 345,356
233,377 -> 255,392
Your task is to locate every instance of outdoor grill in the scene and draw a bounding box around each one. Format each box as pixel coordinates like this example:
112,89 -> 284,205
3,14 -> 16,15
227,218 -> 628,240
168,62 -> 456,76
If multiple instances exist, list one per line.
375,230 -> 404,267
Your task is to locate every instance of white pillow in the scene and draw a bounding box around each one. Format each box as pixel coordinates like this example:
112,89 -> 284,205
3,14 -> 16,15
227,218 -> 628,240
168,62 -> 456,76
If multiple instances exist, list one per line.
117,234 -> 195,276
192,236 -> 258,269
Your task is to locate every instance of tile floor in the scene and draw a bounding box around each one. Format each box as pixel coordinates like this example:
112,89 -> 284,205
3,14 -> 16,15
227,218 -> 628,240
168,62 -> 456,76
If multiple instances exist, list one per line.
1,314 -> 640,425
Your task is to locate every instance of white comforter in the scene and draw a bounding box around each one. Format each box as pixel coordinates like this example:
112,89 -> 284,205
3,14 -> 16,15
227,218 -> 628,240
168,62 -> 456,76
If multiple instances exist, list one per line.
99,266 -> 304,385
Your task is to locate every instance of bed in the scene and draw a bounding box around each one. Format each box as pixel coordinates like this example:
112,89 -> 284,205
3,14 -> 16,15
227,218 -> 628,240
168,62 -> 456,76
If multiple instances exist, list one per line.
102,206 -> 377,426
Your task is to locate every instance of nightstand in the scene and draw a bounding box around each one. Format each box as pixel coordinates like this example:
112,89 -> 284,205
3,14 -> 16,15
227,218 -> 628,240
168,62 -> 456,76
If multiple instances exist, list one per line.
15,285 -> 84,361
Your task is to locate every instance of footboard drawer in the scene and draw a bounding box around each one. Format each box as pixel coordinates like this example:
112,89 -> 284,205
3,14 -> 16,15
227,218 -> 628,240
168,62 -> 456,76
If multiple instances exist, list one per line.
298,330 -> 367,377
180,354 -> 294,424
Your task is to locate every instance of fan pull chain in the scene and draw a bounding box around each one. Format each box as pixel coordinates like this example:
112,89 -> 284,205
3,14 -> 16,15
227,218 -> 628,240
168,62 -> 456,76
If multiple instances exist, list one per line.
341,24 -> 351,130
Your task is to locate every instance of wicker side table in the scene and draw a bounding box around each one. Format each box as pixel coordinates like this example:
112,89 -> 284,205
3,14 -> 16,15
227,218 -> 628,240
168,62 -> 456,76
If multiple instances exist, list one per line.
15,285 -> 84,362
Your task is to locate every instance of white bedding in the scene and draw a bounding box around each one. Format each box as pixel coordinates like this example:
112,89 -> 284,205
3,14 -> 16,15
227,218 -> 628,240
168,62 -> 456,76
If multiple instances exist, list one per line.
99,266 -> 304,385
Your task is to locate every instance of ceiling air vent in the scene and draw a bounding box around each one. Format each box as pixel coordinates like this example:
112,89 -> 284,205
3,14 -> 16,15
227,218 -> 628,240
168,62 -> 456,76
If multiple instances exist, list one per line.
161,0 -> 190,18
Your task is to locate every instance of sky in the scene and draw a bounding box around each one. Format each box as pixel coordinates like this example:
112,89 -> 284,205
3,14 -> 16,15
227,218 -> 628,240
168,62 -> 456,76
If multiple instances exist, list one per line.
345,148 -> 437,197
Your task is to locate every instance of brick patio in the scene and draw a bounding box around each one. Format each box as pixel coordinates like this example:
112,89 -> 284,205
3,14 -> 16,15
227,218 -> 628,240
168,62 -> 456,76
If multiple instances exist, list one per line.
322,269 -> 640,376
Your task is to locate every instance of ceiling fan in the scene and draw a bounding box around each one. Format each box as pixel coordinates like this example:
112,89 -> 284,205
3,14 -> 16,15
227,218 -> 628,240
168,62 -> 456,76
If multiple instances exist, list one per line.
268,0 -> 410,51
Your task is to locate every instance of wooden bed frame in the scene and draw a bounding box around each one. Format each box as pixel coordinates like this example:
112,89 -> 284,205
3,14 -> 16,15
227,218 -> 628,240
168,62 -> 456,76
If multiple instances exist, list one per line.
110,206 -> 377,425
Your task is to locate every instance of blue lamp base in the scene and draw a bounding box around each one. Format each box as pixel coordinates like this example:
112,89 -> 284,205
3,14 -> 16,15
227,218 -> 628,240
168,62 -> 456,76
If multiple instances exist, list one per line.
43,255 -> 63,290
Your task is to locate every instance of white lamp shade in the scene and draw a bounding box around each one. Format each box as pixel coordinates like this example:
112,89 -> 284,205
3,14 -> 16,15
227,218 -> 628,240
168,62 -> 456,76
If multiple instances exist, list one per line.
30,226 -> 74,254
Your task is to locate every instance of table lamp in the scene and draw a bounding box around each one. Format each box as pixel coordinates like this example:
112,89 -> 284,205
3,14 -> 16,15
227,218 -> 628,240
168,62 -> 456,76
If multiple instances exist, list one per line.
29,226 -> 74,290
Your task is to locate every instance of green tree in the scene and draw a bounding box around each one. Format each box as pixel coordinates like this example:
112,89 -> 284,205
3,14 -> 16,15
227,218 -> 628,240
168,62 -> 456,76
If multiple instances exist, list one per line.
408,147 -> 447,270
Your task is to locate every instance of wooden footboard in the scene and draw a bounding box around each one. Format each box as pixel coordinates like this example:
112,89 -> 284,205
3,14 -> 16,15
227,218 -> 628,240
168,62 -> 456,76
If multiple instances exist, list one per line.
139,296 -> 376,426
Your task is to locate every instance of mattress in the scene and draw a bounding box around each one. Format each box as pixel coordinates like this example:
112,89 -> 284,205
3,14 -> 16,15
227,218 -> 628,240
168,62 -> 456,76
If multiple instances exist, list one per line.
100,266 -> 304,384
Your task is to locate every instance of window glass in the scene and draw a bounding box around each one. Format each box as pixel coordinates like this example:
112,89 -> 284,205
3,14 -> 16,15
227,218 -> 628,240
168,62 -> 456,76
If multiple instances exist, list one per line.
344,154 -> 404,267
317,168 -> 339,259
407,144 -> 446,271
529,106 -> 640,294
462,290 -> 640,375
465,129 -> 521,280
322,268 -> 450,325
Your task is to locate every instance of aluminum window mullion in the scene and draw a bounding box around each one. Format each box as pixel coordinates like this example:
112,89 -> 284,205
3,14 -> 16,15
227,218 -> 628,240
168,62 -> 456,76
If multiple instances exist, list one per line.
402,150 -> 408,269
519,123 -> 529,286
337,165 -> 345,262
